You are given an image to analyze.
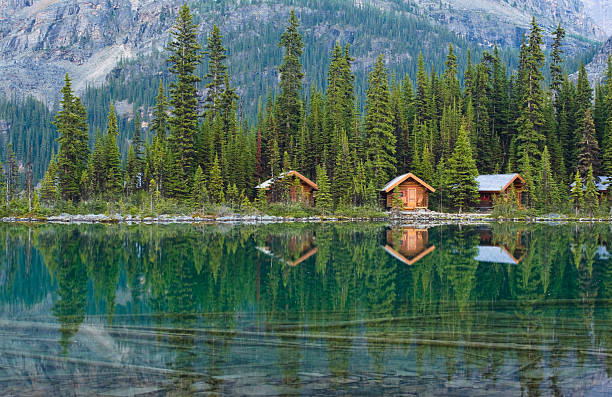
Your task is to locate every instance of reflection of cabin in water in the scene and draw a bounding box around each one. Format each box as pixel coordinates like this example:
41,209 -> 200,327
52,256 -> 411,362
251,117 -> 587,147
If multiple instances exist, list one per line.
380,173 -> 435,210
475,229 -> 525,264
383,228 -> 436,265
255,170 -> 318,205
256,232 -> 318,266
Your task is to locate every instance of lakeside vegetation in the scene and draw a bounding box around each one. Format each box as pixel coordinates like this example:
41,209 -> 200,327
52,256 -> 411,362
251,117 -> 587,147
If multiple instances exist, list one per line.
1,6 -> 612,220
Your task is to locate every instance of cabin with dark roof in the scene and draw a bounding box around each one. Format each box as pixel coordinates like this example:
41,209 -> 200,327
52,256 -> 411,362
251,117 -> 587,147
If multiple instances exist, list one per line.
476,173 -> 526,209
380,173 -> 435,210
383,227 -> 436,265
570,176 -> 610,201
256,171 -> 318,205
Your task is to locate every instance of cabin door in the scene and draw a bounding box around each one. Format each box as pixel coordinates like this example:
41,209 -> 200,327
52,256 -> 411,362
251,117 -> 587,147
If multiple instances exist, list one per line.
406,188 -> 417,209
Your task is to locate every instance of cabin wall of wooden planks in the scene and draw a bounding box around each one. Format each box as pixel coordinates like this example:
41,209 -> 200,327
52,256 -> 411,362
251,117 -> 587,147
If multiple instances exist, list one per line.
384,179 -> 430,210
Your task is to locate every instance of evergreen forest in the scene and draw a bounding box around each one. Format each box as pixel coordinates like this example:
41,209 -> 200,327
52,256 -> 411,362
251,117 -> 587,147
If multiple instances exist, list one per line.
4,6 -> 612,217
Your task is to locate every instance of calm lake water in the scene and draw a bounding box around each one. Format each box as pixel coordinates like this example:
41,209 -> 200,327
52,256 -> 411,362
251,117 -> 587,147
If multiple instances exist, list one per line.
0,222 -> 611,396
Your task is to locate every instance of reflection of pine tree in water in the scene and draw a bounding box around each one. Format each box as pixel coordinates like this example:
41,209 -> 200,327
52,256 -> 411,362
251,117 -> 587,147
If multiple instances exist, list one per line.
48,229 -> 88,356
365,248 -> 396,374
444,228 -> 479,313
87,228 -> 121,324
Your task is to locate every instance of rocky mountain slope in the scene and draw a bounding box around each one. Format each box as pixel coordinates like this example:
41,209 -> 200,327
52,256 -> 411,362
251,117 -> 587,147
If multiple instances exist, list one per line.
582,34 -> 612,84
0,0 -> 606,106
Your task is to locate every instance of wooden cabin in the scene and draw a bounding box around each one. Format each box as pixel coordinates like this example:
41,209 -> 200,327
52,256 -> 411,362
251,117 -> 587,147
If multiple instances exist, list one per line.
383,228 -> 436,265
380,173 -> 435,210
570,176 -> 610,201
256,170 -> 318,205
476,173 -> 526,209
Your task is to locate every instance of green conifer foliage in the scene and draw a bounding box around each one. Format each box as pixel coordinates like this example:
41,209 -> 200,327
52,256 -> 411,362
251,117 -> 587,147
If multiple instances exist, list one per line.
391,186 -> 404,212
602,118 -> 612,176
570,170 -> 584,215
448,125 -> 479,212
204,25 -> 228,119
208,154 -> 224,204
167,4 -> 202,185
538,146 -> 556,209
5,143 -> 18,202
577,109 -> 601,176
365,55 -> 396,187
39,152 -> 59,205
103,104 -> 123,196
277,10 -> 304,155
53,74 -> 89,202
550,24 -> 565,98
584,165 -> 599,216
255,186 -> 268,212
315,165 -> 332,213
151,80 -> 169,140
192,165 -> 208,207
332,132 -> 352,207
516,19 -> 546,172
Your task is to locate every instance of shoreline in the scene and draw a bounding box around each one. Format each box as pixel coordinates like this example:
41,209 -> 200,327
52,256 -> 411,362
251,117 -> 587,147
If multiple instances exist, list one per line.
1,211 -> 611,224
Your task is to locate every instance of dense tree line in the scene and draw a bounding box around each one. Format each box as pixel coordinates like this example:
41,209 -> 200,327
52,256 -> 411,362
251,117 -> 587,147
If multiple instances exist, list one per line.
36,8 -> 612,214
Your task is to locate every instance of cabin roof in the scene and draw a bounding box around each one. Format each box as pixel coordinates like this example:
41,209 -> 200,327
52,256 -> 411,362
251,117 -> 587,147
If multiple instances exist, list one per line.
383,244 -> 436,265
381,173 -> 436,193
476,173 -> 524,192
255,170 -> 318,190
570,176 -> 610,191
474,246 -> 520,264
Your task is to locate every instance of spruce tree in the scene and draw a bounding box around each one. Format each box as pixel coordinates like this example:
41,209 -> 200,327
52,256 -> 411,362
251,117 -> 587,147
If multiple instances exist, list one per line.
516,19 -> 546,172
277,10 -> 304,155
364,54 -> 396,187
577,108 -> 600,176
550,23 -> 565,99
332,132 -> 352,207
255,186 -> 268,212
5,143 -> 18,202
602,118 -> 612,176
315,164 -> 332,213
415,53 -> 428,123
538,146 -> 556,209
151,80 -> 169,140
584,165 -> 599,216
204,24 -> 228,119
167,4 -> 202,186
208,154 -> 224,204
103,104 -> 123,196
40,151 -> 59,205
53,74 -> 89,202
442,44 -> 461,108
570,170 -> 584,215
448,125 -> 479,212
131,113 -> 144,191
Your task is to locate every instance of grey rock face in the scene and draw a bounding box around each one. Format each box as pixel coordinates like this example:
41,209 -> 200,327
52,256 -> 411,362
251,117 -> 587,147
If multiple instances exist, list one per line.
0,0 -> 180,102
0,0 -> 607,105
580,34 -> 612,85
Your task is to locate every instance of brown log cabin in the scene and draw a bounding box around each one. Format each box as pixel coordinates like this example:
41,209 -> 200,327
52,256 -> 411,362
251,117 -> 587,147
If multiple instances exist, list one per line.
476,173 -> 526,209
255,170 -> 318,205
381,173 -> 435,210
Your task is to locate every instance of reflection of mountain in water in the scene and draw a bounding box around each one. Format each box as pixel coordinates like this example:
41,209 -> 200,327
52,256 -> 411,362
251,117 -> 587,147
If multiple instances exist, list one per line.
383,227 -> 435,265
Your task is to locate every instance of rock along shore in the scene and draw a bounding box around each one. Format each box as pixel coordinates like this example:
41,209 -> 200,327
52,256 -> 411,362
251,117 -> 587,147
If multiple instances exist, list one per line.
1,210 -> 611,224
